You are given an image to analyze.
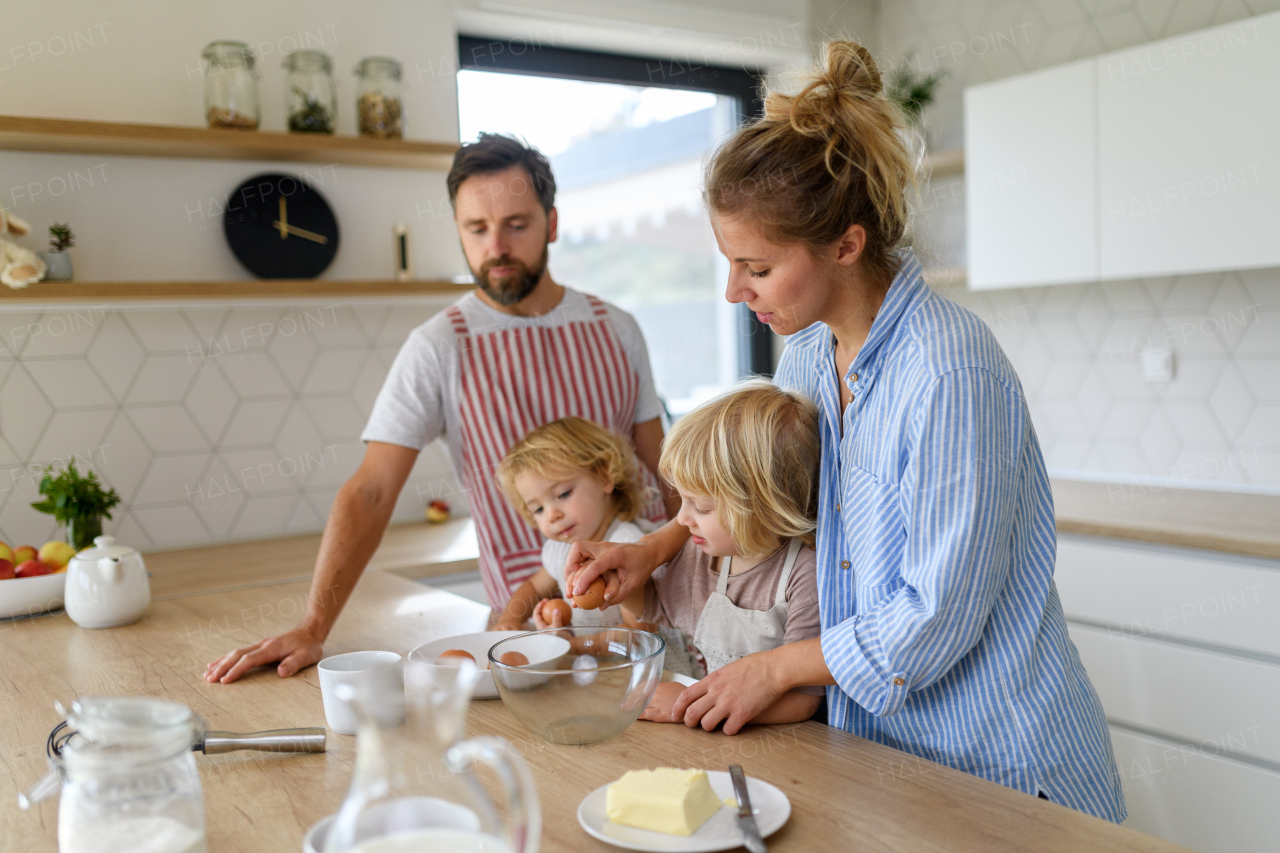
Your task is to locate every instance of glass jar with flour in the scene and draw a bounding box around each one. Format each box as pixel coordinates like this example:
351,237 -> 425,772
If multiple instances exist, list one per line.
53,697 -> 206,853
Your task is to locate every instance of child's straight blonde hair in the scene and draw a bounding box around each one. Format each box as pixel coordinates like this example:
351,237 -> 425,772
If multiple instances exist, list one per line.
660,380 -> 819,557
497,416 -> 646,526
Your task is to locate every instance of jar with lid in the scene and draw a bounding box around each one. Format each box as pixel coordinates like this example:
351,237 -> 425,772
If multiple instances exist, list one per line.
355,57 -> 403,139
202,41 -> 259,129
285,49 -> 337,134
55,697 -> 206,853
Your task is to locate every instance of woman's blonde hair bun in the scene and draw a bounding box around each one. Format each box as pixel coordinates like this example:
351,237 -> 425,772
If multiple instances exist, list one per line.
706,39 -> 917,284
764,41 -> 884,131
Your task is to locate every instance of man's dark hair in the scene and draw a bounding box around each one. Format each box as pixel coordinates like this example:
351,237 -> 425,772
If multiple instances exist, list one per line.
446,133 -> 557,214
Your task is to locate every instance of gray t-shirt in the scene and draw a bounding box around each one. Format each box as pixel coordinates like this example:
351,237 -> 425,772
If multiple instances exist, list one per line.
361,287 -> 664,475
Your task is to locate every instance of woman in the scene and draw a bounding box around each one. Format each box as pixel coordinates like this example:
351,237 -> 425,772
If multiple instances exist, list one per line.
566,41 -> 1126,821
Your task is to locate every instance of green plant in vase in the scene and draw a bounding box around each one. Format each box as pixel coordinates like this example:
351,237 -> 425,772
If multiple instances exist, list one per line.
30,461 -> 121,550
887,65 -> 946,127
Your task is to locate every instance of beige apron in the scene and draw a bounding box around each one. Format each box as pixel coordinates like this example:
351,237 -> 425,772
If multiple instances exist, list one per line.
692,538 -> 802,673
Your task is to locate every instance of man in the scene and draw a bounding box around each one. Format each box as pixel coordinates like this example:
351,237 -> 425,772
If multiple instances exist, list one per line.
206,133 -> 676,683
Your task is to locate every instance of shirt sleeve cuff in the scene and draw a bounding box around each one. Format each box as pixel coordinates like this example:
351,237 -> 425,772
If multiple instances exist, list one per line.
820,617 -> 911,717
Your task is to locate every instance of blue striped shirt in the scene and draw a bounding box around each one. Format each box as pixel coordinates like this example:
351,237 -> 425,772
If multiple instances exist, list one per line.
775,251 -> 1126,821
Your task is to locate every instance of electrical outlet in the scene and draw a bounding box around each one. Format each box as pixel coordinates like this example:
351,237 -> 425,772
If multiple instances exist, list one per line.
1142,347 -> 1174,383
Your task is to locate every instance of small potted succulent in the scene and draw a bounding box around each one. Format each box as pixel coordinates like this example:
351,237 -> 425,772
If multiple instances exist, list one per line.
38,223 -> 75,281
31,461 -> 121,550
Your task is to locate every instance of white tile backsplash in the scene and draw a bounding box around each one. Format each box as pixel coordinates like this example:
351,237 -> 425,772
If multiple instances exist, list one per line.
0,299 -> 457,551
872,0 -> 1280,493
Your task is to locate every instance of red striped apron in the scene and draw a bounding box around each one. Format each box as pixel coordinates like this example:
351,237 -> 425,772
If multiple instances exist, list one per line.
449,292 -> 667,607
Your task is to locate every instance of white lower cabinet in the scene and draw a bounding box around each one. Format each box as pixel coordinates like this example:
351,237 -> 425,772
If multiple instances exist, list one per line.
1055,534 -> 1280,852
1108,727 -> 1280,853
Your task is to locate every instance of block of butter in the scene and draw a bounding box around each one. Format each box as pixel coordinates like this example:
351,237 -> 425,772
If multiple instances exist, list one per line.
606,767 -> 723,836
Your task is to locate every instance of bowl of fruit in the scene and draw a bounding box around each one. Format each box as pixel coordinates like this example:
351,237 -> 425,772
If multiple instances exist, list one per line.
0,540 -> 74,620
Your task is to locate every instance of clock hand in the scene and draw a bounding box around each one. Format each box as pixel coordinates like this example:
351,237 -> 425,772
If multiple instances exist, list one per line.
277,197 -> 288,239
271,221 -> 329,244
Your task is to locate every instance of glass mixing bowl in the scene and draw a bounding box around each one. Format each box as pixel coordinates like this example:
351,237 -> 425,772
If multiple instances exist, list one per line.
488,627 -> 665,745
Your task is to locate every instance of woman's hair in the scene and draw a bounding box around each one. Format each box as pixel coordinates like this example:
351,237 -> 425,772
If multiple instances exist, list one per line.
497,416 -> 647,526
704,40 -> 919,284
660,380 -> 819,557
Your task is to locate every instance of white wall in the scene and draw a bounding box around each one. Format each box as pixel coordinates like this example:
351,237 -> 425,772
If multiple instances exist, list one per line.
0,1 -> 470,552
0,0 -> 467,282
875,0 -> 1280,495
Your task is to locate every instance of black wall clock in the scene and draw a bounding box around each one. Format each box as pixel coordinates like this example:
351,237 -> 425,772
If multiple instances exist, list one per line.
223,173 -> 340,279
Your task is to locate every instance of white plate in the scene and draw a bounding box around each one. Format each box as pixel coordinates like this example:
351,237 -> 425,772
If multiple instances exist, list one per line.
407,631 -> 570,698
577,771 -> 790,852
0,573 -> 66,620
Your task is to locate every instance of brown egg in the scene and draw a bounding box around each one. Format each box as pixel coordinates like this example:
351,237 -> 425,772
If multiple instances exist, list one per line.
636,622 -> 660,633
436,649 -> 475,667
541,598 -> 573,626
573,577 -> 607,610
499,651 -> 529,667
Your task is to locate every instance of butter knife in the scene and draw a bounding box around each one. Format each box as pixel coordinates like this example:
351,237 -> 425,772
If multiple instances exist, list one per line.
729,764 -> 767,853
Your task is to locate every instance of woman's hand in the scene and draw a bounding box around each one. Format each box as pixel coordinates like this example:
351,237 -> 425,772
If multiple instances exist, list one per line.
671,651 -> 786,735
639,681 -> 687,723
564,541 -> 644,607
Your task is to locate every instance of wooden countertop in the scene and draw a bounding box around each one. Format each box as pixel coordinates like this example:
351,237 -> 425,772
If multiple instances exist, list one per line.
1051,479 -> 1280,560
0,571 -> 1187,852
143,517 -> 479,600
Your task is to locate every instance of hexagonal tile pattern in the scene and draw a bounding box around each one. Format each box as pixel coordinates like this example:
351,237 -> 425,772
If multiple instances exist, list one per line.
86,314 -> 145,401
0,366 -> 54,459
879,0 -> 1280,494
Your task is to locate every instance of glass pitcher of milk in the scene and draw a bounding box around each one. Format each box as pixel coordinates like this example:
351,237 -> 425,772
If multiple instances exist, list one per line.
323,659 -> 540,853
56,697 -> 206,853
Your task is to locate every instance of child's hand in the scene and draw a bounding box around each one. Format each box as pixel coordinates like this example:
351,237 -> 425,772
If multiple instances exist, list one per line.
639,681 -> 687,723
532,598 -> 569,630
494,616 -> 528,632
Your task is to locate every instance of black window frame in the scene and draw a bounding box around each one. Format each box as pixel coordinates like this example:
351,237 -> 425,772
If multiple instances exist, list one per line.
457,35 -> 775,378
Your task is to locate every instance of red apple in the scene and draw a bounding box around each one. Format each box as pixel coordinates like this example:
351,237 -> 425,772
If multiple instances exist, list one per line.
15,560 -> 51,578
13,546 -> 38,564
425,499 -> 451,524
0,559 -> 14,580
0,542 -> 14,564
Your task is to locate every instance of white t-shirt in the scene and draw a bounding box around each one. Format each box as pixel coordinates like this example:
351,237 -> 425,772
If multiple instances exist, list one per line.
541,518 -> 646,627
361,286 -> 664,477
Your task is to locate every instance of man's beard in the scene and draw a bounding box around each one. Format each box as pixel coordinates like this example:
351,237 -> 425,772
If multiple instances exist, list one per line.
474,245 -> 548,307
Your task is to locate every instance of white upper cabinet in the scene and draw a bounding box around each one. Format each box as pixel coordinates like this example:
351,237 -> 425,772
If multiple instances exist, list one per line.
964,10 -> 1280,290
1098,13 -> 1280,280
965,59 -> 1097,290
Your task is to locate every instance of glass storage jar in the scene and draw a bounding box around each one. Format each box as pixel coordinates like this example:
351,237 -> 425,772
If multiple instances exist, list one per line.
355,57 -> 403,139
56,697 -> 206,853
202,41 -> 259,129
285,49 -> 337,134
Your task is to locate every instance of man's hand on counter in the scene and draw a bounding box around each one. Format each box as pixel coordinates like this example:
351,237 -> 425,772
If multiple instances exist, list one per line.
204,626 -> 325,684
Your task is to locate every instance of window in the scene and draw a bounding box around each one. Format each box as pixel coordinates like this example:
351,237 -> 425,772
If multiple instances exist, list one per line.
457,38 -> 771,417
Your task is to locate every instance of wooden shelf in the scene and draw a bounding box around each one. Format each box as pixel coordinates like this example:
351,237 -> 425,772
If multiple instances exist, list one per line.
924,148 -> 964,178
0,115 -> 458,169
0,278 -> 473,302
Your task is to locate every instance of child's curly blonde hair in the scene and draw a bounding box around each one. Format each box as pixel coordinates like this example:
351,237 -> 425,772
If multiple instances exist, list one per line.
497,416 -> 648,526
660,380 -> 819,557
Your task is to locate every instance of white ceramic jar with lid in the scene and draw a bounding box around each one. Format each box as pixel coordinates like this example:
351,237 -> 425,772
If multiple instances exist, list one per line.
65,535 -> 151,628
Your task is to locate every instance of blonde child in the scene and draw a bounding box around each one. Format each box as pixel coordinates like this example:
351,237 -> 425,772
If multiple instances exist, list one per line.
493,416 -> 652,631
612,381 -> 825,725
